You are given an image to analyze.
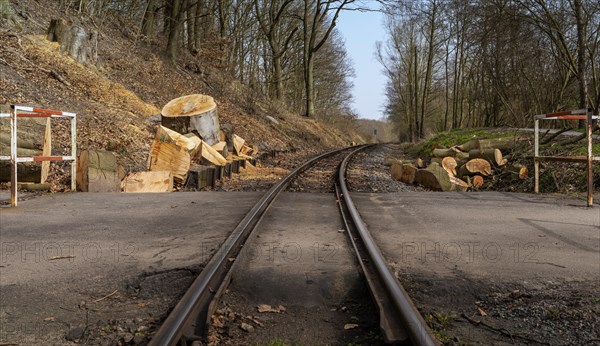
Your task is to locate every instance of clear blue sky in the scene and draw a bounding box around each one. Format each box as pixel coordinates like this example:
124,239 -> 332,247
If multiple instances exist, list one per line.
337,8 -> 387,120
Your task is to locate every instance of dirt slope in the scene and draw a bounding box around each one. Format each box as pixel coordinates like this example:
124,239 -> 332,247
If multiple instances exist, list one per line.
0,0 -> 360,180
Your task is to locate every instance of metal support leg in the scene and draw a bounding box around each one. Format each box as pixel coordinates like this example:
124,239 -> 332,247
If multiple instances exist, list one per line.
534,118 -> 539,194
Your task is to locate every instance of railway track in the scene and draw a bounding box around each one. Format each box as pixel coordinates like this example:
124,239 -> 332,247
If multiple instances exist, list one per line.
149,145 -> 439,346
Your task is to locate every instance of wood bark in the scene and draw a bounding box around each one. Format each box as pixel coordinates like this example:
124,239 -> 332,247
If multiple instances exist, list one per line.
415,162 -> 451,191
18,183 -> 51,191
468,149 -> 504,166
47,19 -> 98,64
0,143 -> 41,156
384,157 -> 403,167
76,150 -> 122,192
161,94 -> 221,145
400,164 -> 417,184
0,162 -> 41,182
186,165 -> 215,189
391,161 -> 403,181
432,148 -> 457,158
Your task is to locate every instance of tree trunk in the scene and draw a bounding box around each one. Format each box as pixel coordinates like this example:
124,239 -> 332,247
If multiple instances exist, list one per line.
166,0 -> 182,60
575,0 -> 588,114
47,19 -> 98,64
0,0 -> 20,28
304,54 -> 315,117
141,0 -> 156,40
274,54 -> 284,100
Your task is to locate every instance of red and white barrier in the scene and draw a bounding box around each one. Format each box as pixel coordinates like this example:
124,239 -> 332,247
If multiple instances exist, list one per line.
0,105 -> 77,207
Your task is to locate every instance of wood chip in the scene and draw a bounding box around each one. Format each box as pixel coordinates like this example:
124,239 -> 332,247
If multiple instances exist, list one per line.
257,304 -> 286,313
344,323 -> 359,330
478,307 -> 488,317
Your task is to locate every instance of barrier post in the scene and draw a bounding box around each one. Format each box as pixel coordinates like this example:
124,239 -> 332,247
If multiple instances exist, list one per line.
1,105 -> 77,207
587,108 -> 593,207
533,109 -> 598,207
10,105 -> 17,207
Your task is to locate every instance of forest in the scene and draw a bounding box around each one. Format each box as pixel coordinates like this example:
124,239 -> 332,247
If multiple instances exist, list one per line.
3,0 -> 599,142
378,0 -> 600,141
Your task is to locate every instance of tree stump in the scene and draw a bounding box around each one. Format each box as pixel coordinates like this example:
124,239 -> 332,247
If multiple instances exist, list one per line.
0,0 -> 20,28
161,94 -> 221,145
47,19 -> 98,64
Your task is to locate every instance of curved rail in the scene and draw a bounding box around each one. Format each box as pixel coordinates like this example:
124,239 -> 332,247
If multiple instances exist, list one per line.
335,145 -> 440,346
149,146 -> 359,346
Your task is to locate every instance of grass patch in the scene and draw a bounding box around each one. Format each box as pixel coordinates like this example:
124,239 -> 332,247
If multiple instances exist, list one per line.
424,311 -> 456,344
412,128 -> 518,157
571,143 -> 600,156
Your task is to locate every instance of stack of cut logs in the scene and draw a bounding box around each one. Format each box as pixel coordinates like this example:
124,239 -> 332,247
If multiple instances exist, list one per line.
77,94 -> 257,193
0,111 -> 54,191
389,137 -> 528,191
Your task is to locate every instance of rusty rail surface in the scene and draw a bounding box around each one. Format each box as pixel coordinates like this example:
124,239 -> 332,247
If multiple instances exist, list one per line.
335,145 -> 440,346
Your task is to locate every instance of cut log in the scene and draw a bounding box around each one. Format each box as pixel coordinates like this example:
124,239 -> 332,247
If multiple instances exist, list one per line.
232,134 -> 245,156
449,176 -> 469,192
158,127 -> 201,158
472,175 -> 484,189
391,162 -> 403,181
416,158 -> 425,168
384,157 -> 402,167
201,141 -> 227,166
457,139 -> 480,152
400,164 -> 417,184
148,126 -> 202,183
47,19 -> 98,64
161,94 -> 221,145
121,171 -> 173,192
464,159 -> 492,176
18,183 -> 51,191
432,148 -> 457,158
468,148 -> 504,166
430,157 -> 443,165
0,143 -> 41,156
0,132 -> 41,150
0,162 -> 41,183
455,151 -> 470,161
519,166 -> 528,180
479,137 -> 515,150
442,157 -> 458,176
212,141 -> 228,158
76,150 -> 122,192
415,163 -> 451,191
221,123 -> 234,151
186,165 -> 216,189
509,165 -> 529,180
240,145 -> 252,156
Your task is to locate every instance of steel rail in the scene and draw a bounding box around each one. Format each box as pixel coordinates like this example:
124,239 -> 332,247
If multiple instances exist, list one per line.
149,146 -> 359,346
336,145 -> 440,346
